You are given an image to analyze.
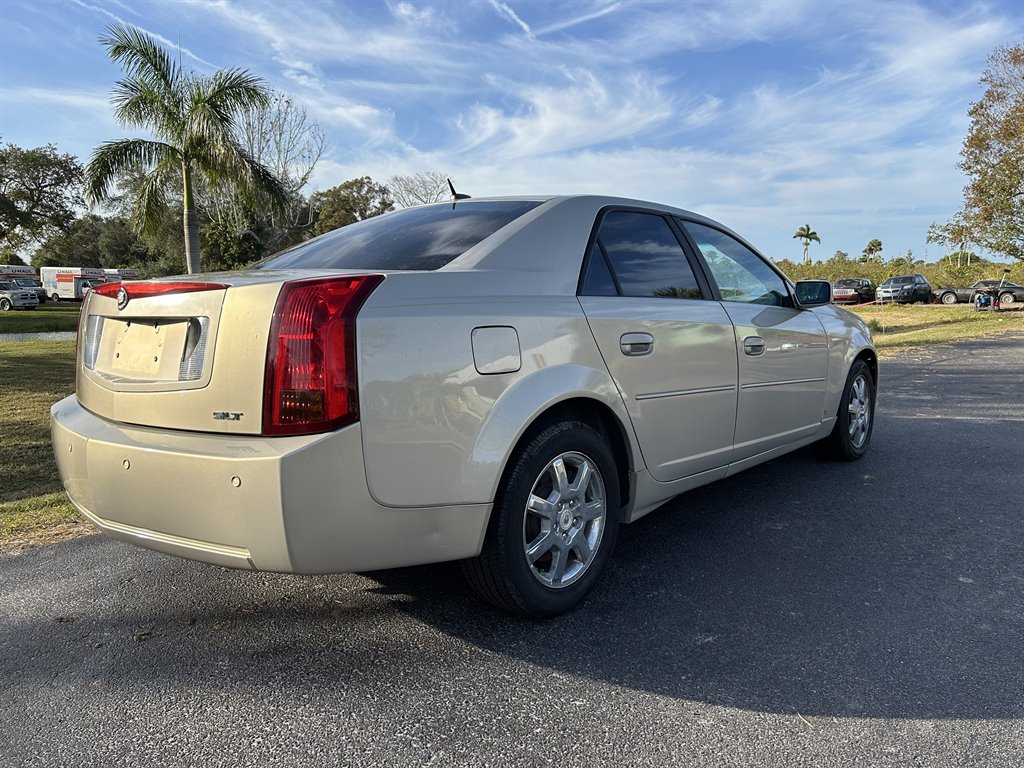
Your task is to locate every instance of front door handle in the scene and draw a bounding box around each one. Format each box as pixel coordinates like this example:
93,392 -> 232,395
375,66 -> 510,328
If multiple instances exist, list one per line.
620,332 -> 654,356
743,336 -> 766,356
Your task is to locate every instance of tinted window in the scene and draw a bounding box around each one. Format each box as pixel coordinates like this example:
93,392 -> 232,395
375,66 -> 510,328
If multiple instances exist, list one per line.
884,276 -> 913,285
596,212 -> 701,299
580,242 -> 618,296
683,221 -> 790,306
257,200 -> 542,271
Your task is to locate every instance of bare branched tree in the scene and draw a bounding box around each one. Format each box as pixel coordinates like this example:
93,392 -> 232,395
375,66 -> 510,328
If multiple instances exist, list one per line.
387,171 -> 450,208
207,91 -> 327,251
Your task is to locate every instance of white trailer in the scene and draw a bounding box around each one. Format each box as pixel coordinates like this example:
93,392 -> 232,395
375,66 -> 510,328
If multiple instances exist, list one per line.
103,268 -> 140,281
0,264 -> 47,303
41,267 -> 108,302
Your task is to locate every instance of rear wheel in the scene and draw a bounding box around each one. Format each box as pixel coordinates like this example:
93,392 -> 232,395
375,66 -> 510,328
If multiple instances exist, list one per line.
0,298 -> 11,311
462,420 -> 620,617
820,359 -> 875,461
940,292 -> 957,305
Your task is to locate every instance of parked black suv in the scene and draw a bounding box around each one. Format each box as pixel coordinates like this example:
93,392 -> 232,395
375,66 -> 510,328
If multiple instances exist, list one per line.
876,274 -> 932,304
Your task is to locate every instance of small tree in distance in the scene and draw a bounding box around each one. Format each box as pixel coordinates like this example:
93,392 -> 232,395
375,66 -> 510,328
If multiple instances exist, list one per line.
387,171 -> 450,208
310,176 -> 393,235
792,224 -> 820,262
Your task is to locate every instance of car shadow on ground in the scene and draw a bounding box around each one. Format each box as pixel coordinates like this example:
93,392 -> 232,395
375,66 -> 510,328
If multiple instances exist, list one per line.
4,405 -> 1021,723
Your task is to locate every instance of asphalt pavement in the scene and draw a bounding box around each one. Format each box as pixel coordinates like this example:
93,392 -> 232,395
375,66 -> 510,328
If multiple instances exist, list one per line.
2,332 -> 1023,767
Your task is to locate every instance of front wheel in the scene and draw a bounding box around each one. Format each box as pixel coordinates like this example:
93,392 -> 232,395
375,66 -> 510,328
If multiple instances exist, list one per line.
998,292 -> 1015,305
0,298 -> 11,311
819,359 -> 875,461
51,293 -> 60,303
940,292 -> 957,305
462,420 -> 620,617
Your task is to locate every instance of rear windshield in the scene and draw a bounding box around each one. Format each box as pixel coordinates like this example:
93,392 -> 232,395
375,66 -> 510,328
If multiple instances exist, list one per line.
256,200 -> 543,272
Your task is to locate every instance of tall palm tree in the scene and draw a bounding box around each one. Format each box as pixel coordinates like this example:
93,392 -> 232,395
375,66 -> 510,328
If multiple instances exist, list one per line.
85,24 -> 287,273
792,224 -> 821,263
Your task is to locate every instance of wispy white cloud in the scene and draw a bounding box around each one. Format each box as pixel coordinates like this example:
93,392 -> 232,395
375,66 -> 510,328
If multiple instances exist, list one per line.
487,0 -> 533,37
68,0 -> 217,69
534,2 -> 623,36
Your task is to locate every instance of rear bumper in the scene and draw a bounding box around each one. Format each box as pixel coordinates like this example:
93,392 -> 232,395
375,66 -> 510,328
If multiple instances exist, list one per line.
51,395 -> 490,573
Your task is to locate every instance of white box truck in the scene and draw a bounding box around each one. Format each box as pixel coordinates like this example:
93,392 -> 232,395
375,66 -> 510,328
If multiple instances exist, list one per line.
0,264 -> 48,303
41,267 -> 107,302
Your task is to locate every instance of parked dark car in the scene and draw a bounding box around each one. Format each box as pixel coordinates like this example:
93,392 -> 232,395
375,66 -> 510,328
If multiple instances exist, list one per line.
934,280 -> 1024,306
876,274 -> 932,304
832,277 -> 875,304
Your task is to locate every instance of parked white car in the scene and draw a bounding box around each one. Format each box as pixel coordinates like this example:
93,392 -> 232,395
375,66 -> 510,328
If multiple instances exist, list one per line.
52,196 -> 876,616
0,280 -> 40,310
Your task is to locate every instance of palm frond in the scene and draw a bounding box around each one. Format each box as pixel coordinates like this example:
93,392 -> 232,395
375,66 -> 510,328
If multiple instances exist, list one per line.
193,140 -> 289,214
85,139 -> 179,206
131,157 -> 178,235
99,23 -> 181,113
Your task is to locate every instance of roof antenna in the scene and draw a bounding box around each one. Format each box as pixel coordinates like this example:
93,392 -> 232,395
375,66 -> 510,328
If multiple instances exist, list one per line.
447,178 -> 470,205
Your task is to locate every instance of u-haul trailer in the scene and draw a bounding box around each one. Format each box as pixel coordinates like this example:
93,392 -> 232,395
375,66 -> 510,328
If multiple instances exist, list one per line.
41,267 -> 107,302
103,268 -> 140,280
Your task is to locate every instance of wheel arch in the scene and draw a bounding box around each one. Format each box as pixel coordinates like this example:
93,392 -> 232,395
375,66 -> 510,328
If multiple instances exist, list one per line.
483,392 -> 638,523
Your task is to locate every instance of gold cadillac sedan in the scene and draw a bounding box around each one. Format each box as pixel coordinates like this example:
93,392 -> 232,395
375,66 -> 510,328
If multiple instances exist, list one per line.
52,196 -> 876,617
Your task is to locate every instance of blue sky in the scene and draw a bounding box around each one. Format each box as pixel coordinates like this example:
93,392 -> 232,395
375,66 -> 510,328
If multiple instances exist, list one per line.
1,0 -> 1022,262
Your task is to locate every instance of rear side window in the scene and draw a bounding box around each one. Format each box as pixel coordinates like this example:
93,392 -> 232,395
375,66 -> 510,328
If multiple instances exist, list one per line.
584,211 -> 702,299
256,200 -> 542,271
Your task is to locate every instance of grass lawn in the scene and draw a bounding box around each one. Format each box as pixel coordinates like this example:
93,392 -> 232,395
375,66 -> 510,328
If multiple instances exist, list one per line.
0,339 -> 89,552
0,301 -> 82,334
850,304 -> 1024,354
1,303 -> 1022,553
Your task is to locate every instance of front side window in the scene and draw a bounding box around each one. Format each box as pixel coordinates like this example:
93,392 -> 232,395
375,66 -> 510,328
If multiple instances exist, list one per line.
586,211 -> 701,299
682,221 -> 790,306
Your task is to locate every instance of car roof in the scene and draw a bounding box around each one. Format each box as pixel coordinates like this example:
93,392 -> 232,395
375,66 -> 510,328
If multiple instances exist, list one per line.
440,195 -> 765,296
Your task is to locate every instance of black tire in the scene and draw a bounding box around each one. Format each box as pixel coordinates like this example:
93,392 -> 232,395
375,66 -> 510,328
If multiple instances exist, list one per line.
940,292 -> 957,305
0,298 -> 11,311
819,359 -> 875,461
462,420 -> 621,618
998,292 -> 1015,306
51,293 -> 60,302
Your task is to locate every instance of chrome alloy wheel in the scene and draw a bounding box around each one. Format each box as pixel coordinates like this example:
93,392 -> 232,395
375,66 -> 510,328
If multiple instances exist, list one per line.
847,373 -> 872,449
522,451 -> 607,589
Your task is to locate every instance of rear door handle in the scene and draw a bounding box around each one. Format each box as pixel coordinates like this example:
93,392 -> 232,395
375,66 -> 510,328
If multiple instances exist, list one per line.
743,336 -> 766,356
620,332 -> 654,356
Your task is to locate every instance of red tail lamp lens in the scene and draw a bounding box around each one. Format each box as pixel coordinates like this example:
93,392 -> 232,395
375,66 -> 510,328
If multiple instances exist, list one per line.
263,275 -> 383,436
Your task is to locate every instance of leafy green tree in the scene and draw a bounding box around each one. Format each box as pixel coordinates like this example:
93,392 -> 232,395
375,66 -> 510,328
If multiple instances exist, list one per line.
0,142 -> 83,259
33,214 -> 157,271
84,23 -> 288,273
311,176 -> 393,235
792,224 -> 820,263
959,44 -> 1024,260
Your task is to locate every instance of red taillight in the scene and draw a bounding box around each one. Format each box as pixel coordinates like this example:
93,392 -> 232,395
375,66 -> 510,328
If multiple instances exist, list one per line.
91,280 -> 227,299
263,275 -> 384,436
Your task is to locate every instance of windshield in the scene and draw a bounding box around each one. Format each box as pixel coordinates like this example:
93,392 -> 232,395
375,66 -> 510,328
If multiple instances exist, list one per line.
834,279 -> 861,287
257,200 -> 543,272
14,278 -> 41,287
882,276 -> 913,286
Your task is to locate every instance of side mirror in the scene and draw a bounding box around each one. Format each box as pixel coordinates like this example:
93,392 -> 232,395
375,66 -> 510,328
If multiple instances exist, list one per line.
794,279 -> 832,308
